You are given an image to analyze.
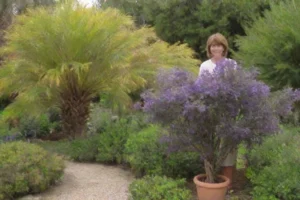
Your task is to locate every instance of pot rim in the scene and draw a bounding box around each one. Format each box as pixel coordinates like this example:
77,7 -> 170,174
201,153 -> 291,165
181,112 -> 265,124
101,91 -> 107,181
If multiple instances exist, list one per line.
193,174 -> 230,189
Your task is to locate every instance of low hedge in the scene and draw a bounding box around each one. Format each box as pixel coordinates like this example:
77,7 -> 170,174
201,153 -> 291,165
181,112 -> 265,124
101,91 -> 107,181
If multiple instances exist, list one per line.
0,141 -> 65,200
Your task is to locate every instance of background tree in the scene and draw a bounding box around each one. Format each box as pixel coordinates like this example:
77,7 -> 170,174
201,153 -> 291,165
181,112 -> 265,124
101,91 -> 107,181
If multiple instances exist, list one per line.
0,2 -> 199,139
99,0 -> 280,59
234,0 -> 300,90
0,0 -> 55,46
99,0 -> 145,25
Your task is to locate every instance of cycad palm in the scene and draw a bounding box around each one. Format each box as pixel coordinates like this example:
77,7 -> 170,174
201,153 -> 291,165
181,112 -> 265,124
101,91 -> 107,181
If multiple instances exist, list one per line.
0,2 -> 199,138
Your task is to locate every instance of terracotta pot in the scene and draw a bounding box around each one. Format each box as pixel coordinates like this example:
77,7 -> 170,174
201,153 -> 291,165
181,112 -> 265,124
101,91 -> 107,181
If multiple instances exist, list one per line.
193,174 -> 230,200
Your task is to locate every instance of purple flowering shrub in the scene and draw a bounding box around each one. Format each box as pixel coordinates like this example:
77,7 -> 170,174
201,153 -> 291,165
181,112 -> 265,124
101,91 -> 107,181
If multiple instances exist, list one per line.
141,59 -> 300,183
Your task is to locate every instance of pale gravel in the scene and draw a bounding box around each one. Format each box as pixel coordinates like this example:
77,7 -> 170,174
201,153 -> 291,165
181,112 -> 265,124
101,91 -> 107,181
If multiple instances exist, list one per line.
18,161 -> 135,200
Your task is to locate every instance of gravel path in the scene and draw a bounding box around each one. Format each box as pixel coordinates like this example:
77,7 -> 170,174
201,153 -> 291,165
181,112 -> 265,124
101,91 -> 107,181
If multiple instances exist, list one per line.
19,162 -> 135,200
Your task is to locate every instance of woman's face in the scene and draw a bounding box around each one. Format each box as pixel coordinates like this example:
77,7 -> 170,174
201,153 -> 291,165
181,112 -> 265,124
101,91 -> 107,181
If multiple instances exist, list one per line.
210,43 -> 224,58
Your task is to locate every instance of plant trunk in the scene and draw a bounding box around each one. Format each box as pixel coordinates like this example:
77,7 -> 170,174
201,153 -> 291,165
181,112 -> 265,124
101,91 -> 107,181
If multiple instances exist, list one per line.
59,71 -> 92,139
204,159 -> 215,183
60,95 -> 91,139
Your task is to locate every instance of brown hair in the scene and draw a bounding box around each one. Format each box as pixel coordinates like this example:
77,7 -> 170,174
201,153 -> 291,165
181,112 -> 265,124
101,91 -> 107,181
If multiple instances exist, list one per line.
206,33 -> 228,58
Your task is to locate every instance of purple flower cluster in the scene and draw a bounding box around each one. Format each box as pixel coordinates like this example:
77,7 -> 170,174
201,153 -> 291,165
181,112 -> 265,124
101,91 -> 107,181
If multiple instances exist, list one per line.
142,62 -> 300,177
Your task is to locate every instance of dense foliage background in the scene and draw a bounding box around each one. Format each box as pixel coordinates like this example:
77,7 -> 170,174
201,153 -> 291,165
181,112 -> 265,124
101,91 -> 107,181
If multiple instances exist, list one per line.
99,0 -> 281,59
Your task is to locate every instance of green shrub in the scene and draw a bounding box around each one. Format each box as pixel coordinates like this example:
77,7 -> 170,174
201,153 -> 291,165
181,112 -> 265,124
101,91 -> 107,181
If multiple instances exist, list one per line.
0,141 -> 65,200
246,126 -> 300,200
0,121 -> 21,143
87,105 -> 113,135
129,175 -> 192,200
125,125 -> 203,178
19,114 -> 53,138
69,135 -> 100,162
36,140 -> 72,158
37,137 -> 99,162
38,112 -> 147,163
96,117 -> 139,164
235,0 -> 300,90
164,152 -> 203,179
87,104 -> 148,135
125,125 -> 166,176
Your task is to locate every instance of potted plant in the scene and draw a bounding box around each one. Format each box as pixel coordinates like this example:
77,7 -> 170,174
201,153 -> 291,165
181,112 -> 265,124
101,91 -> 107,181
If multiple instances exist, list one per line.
139,59 -> 300,200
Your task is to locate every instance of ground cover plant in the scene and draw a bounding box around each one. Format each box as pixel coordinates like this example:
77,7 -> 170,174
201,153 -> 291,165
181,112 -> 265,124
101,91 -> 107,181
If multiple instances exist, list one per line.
129,175 -> 192,200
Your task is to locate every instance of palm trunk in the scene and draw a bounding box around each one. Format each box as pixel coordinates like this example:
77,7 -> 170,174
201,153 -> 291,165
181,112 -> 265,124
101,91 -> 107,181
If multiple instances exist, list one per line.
60,95 -> 90,139
59,70 -> 92,139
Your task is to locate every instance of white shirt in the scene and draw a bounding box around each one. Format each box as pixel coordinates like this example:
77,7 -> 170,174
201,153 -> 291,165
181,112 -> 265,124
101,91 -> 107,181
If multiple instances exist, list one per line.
198,59 -> 216,76
199,58 -> 237,76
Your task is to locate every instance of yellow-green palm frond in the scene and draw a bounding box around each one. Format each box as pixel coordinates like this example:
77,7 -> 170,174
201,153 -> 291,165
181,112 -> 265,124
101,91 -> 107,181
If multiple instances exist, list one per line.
0,85 -> 50,120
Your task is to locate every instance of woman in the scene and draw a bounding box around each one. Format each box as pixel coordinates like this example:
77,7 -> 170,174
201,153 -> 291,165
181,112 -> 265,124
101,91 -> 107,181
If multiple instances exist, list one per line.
199,33 -> 237,189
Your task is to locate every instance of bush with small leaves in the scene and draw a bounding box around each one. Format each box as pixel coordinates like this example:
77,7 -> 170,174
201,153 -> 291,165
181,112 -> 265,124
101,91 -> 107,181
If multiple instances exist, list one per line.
38,113 -> 148,163
69,135 -> 100,162
247,126 -> 300,200
129,175 -> 192,200
19,114 -> 57,139
0,141 -> 65,200
125,125 -> 166,176
96,117 -> 140,164
164,152 -> 203,179
87,105 -> 113,135
125,125 -> 204,178
0,121 -> 21,144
